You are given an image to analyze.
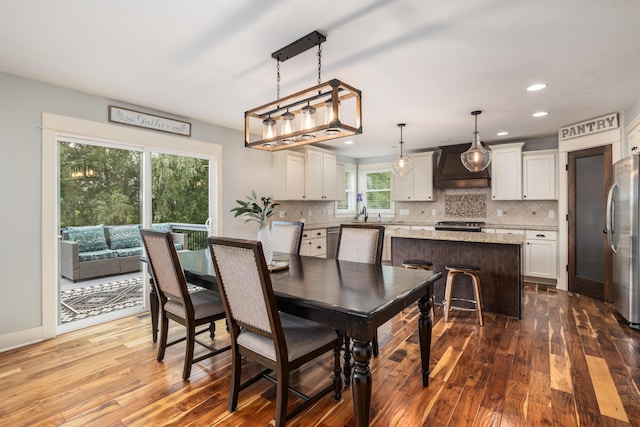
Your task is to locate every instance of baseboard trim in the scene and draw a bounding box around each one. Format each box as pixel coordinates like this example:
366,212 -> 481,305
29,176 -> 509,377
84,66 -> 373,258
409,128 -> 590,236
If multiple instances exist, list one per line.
0,326 -> 45,353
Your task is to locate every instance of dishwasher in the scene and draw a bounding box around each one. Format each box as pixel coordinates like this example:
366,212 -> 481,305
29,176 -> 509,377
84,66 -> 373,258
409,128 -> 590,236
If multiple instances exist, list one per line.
326,227 -> 340,259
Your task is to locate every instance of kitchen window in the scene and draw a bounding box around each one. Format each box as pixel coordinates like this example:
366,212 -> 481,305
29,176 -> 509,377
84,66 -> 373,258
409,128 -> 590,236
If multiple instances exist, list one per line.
358,163 -> 394,214
336,163 -> 357,214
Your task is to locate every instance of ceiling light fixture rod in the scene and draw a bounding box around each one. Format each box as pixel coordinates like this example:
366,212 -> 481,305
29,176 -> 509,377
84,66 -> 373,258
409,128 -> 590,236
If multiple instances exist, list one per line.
271,31 -> 326,62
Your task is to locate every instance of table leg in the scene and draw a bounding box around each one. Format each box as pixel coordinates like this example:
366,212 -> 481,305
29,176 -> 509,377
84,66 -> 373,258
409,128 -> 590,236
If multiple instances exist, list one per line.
351,339 -> 372,427
418,295 -> 433,387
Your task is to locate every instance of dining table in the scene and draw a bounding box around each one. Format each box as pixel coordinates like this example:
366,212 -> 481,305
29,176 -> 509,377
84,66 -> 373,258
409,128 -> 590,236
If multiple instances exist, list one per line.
178,249 -> 442,427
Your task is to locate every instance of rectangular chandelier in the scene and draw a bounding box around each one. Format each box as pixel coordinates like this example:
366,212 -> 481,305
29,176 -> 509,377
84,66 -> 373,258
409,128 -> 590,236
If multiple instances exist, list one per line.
244,31 -> 362,151
245,79 -> 362,151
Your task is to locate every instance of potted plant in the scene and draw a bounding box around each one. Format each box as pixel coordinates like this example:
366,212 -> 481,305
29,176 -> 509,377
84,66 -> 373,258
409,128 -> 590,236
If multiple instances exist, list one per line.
231,190 -> 280,264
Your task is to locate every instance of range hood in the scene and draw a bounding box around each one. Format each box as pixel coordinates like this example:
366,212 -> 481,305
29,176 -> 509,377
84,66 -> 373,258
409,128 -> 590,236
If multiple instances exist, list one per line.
434,143 -> 491,189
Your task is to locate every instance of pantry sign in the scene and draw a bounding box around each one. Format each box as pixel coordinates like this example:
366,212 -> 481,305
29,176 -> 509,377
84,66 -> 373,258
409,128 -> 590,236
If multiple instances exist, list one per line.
559,113 -> 618,141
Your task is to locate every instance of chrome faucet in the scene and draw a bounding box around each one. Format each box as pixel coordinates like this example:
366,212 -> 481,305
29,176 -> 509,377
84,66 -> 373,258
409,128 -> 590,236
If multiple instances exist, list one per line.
361,206 -> 368,222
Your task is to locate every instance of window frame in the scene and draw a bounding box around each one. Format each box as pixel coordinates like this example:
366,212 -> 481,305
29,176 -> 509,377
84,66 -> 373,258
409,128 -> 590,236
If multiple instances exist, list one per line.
335,162 -> 357,217
358,162 -> 395,216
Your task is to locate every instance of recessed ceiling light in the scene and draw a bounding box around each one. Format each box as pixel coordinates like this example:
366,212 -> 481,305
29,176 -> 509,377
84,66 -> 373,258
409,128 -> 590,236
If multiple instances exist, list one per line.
344,140 -> 354,145
527,83 -> 547,92
496,131 -> 509,136
532,111 -> 548,117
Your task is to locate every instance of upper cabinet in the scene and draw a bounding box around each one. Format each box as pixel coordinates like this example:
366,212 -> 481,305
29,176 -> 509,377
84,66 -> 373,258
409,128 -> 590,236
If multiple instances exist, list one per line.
272,151 -> 306,200
392,152 -> 437,201
626,115 -> 640,157
272,147 -> 338,201
490,142 -> 524,200
523,150 -> 557,200
305,148 -> 337,200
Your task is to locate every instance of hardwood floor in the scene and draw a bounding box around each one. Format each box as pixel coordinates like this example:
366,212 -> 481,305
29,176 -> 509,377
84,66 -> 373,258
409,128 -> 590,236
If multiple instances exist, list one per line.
2,284 -> 640,426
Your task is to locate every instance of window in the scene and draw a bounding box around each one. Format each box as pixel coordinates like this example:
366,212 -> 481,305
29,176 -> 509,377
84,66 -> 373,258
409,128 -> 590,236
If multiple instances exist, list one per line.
336,163 -> 357,214
358,163 -> 393,214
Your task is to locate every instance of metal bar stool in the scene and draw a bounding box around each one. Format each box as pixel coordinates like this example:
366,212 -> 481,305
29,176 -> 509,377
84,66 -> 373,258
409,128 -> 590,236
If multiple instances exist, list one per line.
443,264 -> 484,326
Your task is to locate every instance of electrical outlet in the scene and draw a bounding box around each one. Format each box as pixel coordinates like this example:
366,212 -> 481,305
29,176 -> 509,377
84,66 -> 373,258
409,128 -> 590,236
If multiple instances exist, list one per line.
308,210 -> 312,217
431,209 -> 437,216
497,209 -> 503,217
399,209 -> 410,216
279,211 -> 286,218
549,210 -> 555,218
328,208 -> 333,216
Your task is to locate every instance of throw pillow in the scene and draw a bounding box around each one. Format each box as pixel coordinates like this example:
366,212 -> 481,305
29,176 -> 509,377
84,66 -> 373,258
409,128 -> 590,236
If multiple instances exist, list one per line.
151,223 -> 172,233
67,225 -> 108,253
107,225 -> 142,249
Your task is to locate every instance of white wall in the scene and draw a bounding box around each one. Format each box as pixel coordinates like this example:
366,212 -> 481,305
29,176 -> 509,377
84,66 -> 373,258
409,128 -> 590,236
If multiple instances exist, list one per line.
0,72 -> 272,349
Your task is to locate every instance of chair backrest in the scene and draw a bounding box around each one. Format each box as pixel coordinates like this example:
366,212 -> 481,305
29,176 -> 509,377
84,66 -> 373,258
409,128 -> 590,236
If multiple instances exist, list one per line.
335,224 -> 385,265
207,237 -> 286,351
271,221 -> 304,255
140,229 -> 192,313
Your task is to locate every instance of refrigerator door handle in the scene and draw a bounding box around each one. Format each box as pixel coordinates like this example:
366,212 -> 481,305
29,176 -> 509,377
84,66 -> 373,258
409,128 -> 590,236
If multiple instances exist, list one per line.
606,183 -> 618,253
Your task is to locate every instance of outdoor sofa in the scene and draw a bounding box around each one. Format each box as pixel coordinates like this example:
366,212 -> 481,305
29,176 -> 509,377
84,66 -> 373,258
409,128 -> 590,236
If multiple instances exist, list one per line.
60,223 -> 187,282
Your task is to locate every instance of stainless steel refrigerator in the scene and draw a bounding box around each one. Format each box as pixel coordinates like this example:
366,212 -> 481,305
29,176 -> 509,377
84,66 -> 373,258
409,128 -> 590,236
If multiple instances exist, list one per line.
606,155 -> 640,328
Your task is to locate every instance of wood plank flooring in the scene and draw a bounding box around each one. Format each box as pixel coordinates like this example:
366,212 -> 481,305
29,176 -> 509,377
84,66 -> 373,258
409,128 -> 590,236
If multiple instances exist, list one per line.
1,283 -> 640,426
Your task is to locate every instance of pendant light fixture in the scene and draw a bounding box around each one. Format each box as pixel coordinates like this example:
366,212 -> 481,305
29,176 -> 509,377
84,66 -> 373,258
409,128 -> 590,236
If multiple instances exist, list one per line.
460,110 -> 492,172
391,123 -> 414,176
244,31 -> 362,151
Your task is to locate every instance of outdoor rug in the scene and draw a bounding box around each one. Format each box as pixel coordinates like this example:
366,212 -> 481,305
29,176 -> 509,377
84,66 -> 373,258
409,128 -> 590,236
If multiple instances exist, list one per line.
60,277 -> 144,323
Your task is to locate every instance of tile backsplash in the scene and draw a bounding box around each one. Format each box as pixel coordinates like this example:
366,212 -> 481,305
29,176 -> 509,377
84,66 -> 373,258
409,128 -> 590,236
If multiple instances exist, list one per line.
274,187 -> 558,228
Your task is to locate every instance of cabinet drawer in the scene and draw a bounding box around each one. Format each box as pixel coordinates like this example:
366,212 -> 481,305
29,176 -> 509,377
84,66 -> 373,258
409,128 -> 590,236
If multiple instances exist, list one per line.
302,228 -> 326,239
525,230 -> 556,240
301,236 -> 326,257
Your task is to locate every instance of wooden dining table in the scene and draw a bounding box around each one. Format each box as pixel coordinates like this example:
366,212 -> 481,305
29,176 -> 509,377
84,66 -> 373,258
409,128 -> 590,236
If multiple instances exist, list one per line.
178,249 -> 442,427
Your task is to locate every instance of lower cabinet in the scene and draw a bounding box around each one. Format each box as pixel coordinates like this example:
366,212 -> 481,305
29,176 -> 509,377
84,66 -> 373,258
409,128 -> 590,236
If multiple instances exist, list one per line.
300,228 -> 326,258
382,225 -> 411,262
525,230 -> 557,279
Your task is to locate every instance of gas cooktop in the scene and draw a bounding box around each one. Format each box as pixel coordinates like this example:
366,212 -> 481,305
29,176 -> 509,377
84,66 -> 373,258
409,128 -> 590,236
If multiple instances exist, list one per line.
434,221 -> 485,232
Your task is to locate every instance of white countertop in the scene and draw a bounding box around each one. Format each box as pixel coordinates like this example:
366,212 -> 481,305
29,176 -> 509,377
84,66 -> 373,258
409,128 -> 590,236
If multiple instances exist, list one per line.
390,229 -> 526,245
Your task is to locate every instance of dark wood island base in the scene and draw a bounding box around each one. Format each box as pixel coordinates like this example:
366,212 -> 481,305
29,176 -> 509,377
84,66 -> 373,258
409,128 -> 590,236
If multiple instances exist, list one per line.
391,235 -> 523,318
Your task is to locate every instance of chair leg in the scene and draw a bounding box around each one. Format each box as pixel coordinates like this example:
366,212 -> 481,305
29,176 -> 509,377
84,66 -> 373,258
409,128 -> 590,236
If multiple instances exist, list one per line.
333,334 -> 343,401
274,366 -> 289,427
471,273 -> 484,326
343,336 -> 352,387
209,321 -> 216,339
229,346 -> 241,412
157,314 -> 169,361
183,321 -> 196,380
149,288 -> 159,342
372,332 -> 379,357
443,272 -> 454,322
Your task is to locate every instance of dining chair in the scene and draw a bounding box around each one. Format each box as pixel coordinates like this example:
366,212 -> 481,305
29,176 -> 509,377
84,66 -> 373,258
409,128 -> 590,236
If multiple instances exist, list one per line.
207,236 -> 342,427
140,229 -> 230,380
335,224 -> 385,383
270,220 -> 304,255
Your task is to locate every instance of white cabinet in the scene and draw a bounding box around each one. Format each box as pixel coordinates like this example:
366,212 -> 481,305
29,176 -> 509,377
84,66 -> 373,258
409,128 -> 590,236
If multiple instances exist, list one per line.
524,230 -> 557,279
391,152 -> 437,201
523,151 -> 557,200
305,148 -> 337,200
272,151 -> 305,200
625,115 -> 640,157
490,142 -> 524,200
300,228 -> 326,258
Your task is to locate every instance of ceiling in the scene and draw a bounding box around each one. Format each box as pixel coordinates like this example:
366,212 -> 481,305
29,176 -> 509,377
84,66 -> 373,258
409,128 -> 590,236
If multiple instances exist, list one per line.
2,1 -> 640,159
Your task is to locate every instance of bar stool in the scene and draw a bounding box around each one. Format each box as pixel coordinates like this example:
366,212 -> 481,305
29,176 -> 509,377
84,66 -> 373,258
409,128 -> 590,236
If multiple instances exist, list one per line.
402,259 -> 434,270
443,264 -> 484,326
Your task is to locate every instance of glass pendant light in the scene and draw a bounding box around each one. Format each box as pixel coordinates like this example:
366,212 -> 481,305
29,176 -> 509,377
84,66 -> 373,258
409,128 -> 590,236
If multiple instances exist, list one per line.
460,110 -> 491,172
300,103 -> 316,140
391,123 -> 414,176
280,110 -> 295,144
324,98 -> 341,135
262,116 -> 276,140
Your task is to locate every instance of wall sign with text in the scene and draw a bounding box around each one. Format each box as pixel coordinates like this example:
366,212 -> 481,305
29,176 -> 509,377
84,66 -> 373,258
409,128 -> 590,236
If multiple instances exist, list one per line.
559,113 -> 618,141
108,105 -> 192,136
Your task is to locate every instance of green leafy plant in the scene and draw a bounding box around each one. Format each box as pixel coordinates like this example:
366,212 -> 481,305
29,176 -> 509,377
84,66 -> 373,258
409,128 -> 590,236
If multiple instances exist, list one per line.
230,190 -> 280,227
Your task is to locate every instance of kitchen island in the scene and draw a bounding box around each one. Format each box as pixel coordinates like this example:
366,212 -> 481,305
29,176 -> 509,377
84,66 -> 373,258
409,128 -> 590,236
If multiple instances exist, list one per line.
391,230 -> 524,318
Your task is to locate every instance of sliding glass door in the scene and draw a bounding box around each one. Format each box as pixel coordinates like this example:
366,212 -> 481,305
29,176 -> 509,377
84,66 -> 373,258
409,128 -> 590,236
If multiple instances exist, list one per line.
57,139 -> 214,332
